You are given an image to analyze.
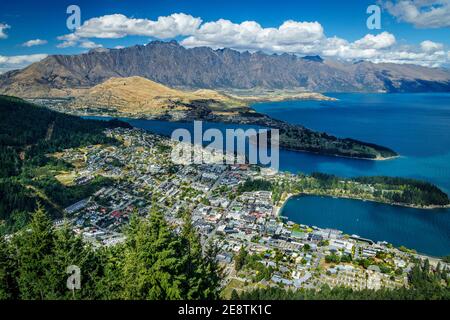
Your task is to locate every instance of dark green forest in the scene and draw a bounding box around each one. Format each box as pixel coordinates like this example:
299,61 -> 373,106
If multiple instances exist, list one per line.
279,126 -> 398,159
0,95 -> 129,231
239,173 -> 449,207
0,205 -> 221,299
238,179 -> 273,192
311,172 -> 450,206
353,175 -> 450,206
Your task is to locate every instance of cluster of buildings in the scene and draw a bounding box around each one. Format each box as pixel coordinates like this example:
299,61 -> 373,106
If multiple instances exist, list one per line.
55,127 -> 446,294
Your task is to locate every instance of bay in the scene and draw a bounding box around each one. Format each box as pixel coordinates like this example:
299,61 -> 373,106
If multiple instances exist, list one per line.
280,195 -> 450,257
254,93 -> 450,256
253,93 -> 450,193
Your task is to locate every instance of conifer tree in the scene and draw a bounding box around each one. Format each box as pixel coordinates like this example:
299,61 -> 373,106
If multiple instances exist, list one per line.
14,204 -> 56,299
180,211 -> 222,299
199,243 -> 222,299
51,222 -> 103,299
230,289 -> 240,300
180,212 -> 204,299
0,236 -> 16,299
121,208 -> 184,299
94,245 -> 125,300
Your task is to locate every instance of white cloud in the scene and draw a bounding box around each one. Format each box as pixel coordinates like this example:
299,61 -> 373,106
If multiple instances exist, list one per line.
383,0 -> 450,28
57,13 -> 202,48
353,32 -> 396,49
181,19 -> 324,52
182,23 -> 403,64
22,39 -> 48,47
0,53 -> 48,72
56,33 -> 81,48
420,40 -> 444,52
0,23 -> 10,39
371,49 -> 448,66
78,13 -> 201,38
79,41 -> 102,49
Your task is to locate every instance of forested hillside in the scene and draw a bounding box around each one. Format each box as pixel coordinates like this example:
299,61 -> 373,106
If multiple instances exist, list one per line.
0,205 -> 221,299
0,95 -> 130,231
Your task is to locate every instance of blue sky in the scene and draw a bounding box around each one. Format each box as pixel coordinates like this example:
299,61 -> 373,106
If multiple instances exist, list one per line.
1,0 -> 449,72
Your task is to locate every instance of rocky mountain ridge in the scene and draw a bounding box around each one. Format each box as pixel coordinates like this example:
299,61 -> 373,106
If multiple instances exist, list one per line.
1,40 -> 449,98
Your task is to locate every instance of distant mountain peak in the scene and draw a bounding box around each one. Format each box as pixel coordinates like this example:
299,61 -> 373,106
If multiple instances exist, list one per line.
145,40 -> 180,47
302,55 -> 324,62
88,47 -> 110,54
353,59 -> 369,64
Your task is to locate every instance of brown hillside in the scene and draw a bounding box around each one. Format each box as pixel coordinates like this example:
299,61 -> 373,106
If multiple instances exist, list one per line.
70,76 -> 247,115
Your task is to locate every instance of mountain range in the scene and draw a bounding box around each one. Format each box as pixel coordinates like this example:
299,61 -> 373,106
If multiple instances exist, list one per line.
1,40 -> 449,98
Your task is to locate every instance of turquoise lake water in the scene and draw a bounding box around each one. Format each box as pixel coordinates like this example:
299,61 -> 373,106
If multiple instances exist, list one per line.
253,93 -> 450,256
253,93 -> 450,194
281,195 -> 450,256
86,93 -> 450,256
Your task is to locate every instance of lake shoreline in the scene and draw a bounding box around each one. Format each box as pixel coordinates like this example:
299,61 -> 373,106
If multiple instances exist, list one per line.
81,114 -> 399,161
279,193 -> 450,257
279,146 -> 400,161
278,192 -> 450,214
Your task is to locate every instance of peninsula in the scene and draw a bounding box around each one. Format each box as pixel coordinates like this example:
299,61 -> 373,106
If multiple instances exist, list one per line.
30,77 -> 398,161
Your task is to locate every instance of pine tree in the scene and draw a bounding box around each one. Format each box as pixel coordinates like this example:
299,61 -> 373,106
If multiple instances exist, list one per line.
180,212 -> 221,299
146,205 -> 184,299
234,246 -> 247,272
0,236 -> 17,299
121,207 -> 184,299
14,204 -> 56,299
93,245 -> 125,299
121,213 -> 149,299
230,289 -> 240,300
180,212 -> 203,299
51,222 -> 102,299
199,243 -> 222,299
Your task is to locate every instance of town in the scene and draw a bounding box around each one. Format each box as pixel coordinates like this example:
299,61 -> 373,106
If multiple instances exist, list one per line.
53,127 -> 448,297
